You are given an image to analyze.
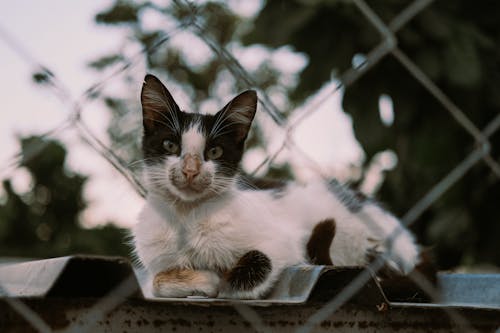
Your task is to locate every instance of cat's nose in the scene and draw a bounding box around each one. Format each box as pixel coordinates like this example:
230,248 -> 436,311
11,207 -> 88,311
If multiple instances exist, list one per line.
182,153 -> 201,182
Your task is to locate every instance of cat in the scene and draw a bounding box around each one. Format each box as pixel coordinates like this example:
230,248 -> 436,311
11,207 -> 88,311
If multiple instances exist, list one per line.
131,74 -> 420,299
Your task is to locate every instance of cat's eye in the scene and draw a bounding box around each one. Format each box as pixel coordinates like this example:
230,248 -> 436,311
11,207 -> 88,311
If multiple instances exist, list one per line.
163,140 -> 179,154
207,146 -> 223,160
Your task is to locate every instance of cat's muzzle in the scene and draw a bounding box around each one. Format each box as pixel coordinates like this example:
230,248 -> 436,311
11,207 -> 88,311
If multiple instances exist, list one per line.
182,153 -> 201,183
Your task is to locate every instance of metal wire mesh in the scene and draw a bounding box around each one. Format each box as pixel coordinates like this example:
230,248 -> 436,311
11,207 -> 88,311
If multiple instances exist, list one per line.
1,0 -> 499,332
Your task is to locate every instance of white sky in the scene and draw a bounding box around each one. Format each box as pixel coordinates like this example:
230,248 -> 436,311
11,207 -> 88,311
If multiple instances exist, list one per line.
0,0 -> 146,227
0,0 -> 382,228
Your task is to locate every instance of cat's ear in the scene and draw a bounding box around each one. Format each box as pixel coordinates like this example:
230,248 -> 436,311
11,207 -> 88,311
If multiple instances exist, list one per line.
141,74 -> 180,133
214,90 -> 257,142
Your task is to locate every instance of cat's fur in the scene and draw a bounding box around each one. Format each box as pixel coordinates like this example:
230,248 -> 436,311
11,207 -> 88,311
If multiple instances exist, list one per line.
131,74 -> 420,299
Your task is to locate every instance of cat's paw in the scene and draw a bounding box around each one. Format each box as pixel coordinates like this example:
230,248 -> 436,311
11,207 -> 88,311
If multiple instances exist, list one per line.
152,269 -> 220,298
225,250 -> 272,290
218,250 -> 274,299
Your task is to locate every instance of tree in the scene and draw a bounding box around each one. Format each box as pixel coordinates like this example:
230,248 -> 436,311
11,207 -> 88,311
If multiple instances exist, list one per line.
247,0 -> 500,268
91,1 -> 295,178
0,136 -> 129,258
91,0 -> 500,268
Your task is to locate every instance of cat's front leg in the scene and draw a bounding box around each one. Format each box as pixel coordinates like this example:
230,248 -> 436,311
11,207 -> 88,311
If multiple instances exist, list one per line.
153,268 -> 221,298
219,250 -> 280,299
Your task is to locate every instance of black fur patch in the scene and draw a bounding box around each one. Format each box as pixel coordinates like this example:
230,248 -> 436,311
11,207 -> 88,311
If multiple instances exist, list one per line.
327,179 -> 368,213
306,219 -> 336,265
226,250 -> 272,291
142,112 -> 214,163
141,75 -> 256,180
141,110 -> 245,179
205,129 -> 246,178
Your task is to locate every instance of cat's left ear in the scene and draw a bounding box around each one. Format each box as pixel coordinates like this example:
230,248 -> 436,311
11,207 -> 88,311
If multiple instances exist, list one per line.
215,90 -> 257,143
141,74 -> 180,134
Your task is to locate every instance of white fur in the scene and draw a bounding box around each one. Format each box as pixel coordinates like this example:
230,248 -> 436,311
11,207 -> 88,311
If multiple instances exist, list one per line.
181,125 -> 206,156
144,123 -> 218,203
133,110 -> 421,299
132,179 -> 420,299
137,78 -> 420,299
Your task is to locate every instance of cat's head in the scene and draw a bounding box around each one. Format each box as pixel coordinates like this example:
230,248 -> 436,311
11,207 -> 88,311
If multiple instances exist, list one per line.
140,74 -> 256,204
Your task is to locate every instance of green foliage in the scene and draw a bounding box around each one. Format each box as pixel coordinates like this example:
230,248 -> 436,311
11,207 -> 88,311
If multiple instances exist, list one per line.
32,68 -> 55,85
249,0 -> 500,268
88,55 -> 124,70
90,0 -> 500,268
95,0 -> 141,25
0,136 -> 129,258
91,1 -> 294,176
244,0 -> 381,100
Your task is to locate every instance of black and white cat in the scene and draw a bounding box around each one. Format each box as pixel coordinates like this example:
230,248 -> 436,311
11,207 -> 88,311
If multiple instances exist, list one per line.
131,74 -> 420,299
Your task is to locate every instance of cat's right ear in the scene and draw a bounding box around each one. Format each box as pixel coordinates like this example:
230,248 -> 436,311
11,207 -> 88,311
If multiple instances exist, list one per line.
141,74 -> 180,133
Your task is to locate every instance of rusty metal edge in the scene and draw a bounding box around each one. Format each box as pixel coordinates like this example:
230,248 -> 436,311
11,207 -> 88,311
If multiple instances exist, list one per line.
0,255 -> 142,298
0,256 -> 498,310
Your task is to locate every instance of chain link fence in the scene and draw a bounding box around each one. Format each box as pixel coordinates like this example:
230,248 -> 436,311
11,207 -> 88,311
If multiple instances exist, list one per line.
1,0 -> 499,332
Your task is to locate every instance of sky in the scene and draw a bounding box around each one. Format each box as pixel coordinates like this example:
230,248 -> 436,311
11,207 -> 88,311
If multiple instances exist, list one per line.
0,0 -> 145,226
0,1 -> 391,228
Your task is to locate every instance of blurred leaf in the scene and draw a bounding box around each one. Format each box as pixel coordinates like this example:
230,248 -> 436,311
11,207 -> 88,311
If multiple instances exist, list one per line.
0,136 -> 129,258
416,9 -> 452,41
137,31 -> 163,50
243,1 -> 316,47
267,163 -> 294,181
95,1 -> 140,25
88,54 -> 124,70
414,48 -> 441,80
199,2 -> 239,46
32,71 -> 52,85
443,25 -> 482,88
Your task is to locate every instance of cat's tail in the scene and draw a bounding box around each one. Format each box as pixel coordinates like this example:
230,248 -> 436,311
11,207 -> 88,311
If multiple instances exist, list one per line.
358,203 -> 421,275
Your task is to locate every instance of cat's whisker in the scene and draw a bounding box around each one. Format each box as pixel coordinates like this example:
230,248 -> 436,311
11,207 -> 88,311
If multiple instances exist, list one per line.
212,102 -> 254,136
210,128 -> 234,139
144,170 -> 167,178
209,118 -> 245,139
236,179 -> 258,190
134,76 -> 422,302
143,116 -> 170,129
209,102 -> 253,139
143,90 -> 181,134
128,157 -> 160,167
144,109 -> 180,134
210,103 -> 232,138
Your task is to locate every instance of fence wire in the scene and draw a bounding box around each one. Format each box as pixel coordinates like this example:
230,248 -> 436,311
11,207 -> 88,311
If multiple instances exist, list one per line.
0,0 -> 499,332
